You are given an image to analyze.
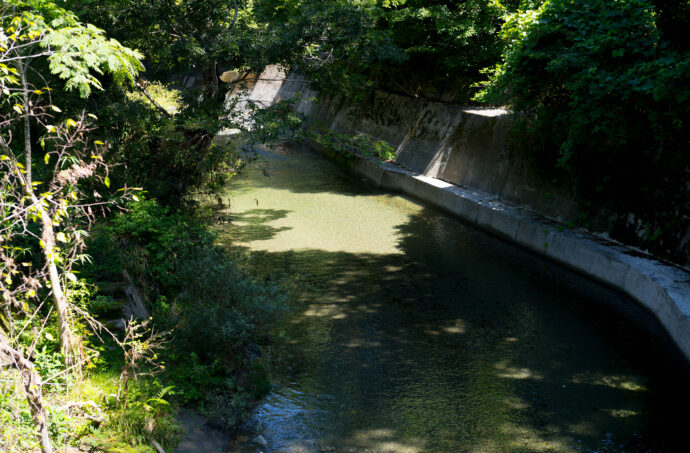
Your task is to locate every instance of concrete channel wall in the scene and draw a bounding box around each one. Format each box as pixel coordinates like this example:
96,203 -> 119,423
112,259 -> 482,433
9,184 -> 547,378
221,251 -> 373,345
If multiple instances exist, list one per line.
235,66 -> 690,363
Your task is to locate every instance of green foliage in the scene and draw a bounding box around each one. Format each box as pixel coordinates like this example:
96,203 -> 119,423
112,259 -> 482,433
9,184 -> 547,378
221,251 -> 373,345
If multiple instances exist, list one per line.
105,382 -> 181,451
5,0 -> 143,97
94,85 -> 244,206
0,375 -> 42,452
66,0 -> 273,88
87,199 -> 214,300
84,198 -> 288,428
477,0 -> 690,262
253,0 -> 515,100
173,248 -> 287,364
43,23 -> 143,97
125,82 -> 183,114
247,96 -> 306,144
380,0 -> 510,96
309,127 -> 396,161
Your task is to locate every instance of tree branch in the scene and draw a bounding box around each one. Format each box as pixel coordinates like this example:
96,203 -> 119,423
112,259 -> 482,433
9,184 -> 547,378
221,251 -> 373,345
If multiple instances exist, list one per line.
135,81 -> 173,117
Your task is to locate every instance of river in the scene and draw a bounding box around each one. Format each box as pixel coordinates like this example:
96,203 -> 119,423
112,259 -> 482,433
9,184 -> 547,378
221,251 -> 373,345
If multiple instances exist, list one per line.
215,143 -> 690,453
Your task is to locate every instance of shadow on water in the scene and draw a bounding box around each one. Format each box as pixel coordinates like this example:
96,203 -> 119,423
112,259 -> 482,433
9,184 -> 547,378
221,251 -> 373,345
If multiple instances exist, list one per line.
224,208 -> 293,242
217,145 -> 690,453
231,144 -> 383,198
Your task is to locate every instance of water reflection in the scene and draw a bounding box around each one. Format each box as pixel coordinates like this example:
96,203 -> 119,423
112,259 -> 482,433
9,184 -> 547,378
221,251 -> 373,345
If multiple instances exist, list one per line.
216,144 -> 689,452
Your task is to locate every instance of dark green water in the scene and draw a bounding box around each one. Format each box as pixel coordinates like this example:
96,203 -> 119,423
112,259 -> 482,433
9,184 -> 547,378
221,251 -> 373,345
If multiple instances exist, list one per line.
216,144 -> 689,453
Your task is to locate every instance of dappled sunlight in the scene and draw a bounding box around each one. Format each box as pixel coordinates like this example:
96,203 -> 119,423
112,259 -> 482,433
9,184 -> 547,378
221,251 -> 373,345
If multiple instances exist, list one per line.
348,429 -> 427,453
566,420 -> 599,438
502,396 -> 530,410
603,408 -> 639,418
441,318 -> 466,334
219,147 -> 423,255
495,360 -> 544,380
491,422 -> 573,452
220,185 -> 416,253
570,373 -> 648,392
302,304 -> 347,319
215,208 -> 293,243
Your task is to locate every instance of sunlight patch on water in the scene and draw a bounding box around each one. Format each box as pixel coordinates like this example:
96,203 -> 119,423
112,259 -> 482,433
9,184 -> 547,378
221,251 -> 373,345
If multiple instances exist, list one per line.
349,429 -> 426,453
570,373 -> 648,392
494,360 -> 544,380
220,155 -> 422,254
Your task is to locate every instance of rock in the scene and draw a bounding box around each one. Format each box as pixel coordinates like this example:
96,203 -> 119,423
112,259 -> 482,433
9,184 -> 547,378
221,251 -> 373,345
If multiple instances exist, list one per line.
121,270 -> 149,319
220,70 -> 240,83
252,435 -> 268,448
174,408 -> 230,453
105,318 -> 126,330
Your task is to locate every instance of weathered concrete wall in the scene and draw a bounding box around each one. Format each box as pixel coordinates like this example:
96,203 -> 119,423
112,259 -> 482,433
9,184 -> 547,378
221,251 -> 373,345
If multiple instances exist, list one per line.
234,66 -> 690,363
274,86 -> 582,226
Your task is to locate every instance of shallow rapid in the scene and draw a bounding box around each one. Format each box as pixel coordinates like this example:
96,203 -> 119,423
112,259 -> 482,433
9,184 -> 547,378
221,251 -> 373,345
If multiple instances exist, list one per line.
215,143 -> 689,453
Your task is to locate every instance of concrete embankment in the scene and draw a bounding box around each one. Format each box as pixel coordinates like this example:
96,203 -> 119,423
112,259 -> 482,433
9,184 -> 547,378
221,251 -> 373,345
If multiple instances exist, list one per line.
232,65 -> 690,363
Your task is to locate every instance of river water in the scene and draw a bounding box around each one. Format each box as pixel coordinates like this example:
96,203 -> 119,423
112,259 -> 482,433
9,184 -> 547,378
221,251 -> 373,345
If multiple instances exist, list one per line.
215,143 -> 689,453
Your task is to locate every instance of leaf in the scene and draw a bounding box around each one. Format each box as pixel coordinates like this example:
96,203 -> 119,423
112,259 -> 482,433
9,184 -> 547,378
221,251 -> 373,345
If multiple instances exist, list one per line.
94,140 -> 105,145
66,118 -> 77,128
56,232 -> 67,242
66,272 -> 77,282
44,153 -> 50,164
104,176 -> 110,188
45,332 -> 55,341
51,105 -> 62,112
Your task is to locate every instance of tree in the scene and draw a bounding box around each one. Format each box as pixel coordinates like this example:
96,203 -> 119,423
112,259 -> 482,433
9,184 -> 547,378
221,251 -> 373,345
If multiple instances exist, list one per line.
68,0 -> 257,99
1,2 -> 142,450
476,0 -> 690,264
1,0 -> 142,366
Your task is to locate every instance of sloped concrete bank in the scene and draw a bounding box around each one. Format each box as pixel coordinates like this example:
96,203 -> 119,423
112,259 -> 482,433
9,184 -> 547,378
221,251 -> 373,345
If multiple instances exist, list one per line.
233,65 -> 690,363
336,150 -> 690,363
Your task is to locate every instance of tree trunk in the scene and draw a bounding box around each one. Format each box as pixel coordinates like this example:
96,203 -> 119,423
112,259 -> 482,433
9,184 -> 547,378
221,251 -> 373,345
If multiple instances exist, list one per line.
30,191 -> 79,367
0,335 -> 54,453
202,61 -> 219,99
19,60 -> 32,188
135,81 -> 172,117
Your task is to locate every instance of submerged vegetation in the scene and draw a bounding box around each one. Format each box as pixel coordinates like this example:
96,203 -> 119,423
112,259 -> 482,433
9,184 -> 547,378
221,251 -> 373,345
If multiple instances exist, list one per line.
1,0 -> 688,451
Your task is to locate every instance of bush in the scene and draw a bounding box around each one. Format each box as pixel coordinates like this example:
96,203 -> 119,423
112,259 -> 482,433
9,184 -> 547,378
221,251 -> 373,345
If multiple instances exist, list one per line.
174,249 -> 287,365
96,85 -> 243,207
478,0 -> 690,263
168,248 -> 287,427
86,198 -> 288,428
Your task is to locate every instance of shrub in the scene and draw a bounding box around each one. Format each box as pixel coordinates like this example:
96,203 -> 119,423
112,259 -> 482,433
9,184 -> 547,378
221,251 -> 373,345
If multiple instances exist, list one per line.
478,0 -> 690,263
85,198 -> 288,428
